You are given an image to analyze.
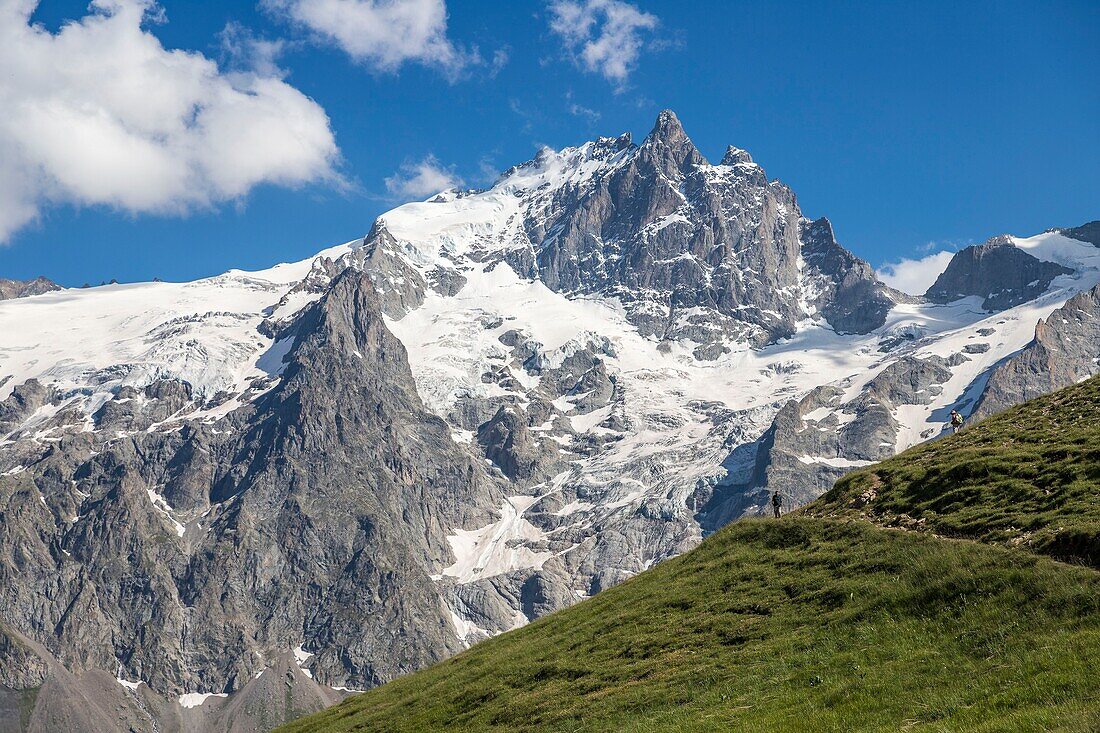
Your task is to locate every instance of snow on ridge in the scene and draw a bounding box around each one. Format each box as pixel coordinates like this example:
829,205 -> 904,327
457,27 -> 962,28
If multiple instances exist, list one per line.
1013,230 -> 1100,274
0,242 -> 357,414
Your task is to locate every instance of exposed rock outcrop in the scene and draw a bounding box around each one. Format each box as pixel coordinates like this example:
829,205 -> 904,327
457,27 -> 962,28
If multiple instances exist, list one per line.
799,217 -> 908,333
0,276 -> 60,301
973,283 -> 1100,420
925,236 -> 1072,310
1058,220 -> 1100,247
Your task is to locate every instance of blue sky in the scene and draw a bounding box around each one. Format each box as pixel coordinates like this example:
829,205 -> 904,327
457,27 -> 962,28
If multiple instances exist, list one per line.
1,0 -> 1097,287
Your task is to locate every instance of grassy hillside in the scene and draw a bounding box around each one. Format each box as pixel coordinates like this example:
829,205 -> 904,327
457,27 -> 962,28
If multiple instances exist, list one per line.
811,374 -> 1100,566
280,377 -> 1100,733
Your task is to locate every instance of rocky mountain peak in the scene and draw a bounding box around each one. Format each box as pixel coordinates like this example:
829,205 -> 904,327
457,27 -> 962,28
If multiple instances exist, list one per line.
925,236 -> 1073,310
798,216 -> 902,334
647,109 -> 687,142
720,145 -> 754,166
1058,220 -> 1100,247
639,109 -> 706,176
801,216 -> 837,247
0,276 -> 61,301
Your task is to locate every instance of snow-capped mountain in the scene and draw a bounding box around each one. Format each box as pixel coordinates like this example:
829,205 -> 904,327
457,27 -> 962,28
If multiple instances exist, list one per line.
1,111 -> 1097,732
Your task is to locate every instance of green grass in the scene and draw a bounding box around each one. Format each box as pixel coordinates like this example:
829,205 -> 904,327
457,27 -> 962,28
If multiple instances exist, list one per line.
812,374 -> 1100,566
280,377 -> 1100,732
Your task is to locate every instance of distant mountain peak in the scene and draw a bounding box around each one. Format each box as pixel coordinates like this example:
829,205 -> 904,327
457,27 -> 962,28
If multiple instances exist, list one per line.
0,275 -> 61,301
925,236 -> 1073,310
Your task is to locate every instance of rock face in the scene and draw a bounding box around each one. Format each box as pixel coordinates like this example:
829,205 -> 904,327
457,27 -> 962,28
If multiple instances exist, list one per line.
799,217 -> 911,333
925,236 -> 1072,310
491,110 -> 898,349
1058,220 -> 1100,247
0,271 -> 501,707
0,276 -> 60,301
973,283 -> 1100,420
705,354 -> 956,526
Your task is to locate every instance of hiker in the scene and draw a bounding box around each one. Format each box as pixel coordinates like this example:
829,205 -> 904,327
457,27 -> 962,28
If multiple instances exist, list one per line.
771,491 -> 783,518
950,409 -> 964,434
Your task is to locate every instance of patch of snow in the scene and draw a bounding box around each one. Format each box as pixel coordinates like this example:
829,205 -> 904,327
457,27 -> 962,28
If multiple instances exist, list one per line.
146,488 -> 186,538
0,242 -> 356,415
115,668 -> 144,691
569,404 -> 614,433
442,496 -> 552,583
293,644 -> 314,678
178,692 -> 228,708
797,455 -> 873,468
256,335 -> 296,376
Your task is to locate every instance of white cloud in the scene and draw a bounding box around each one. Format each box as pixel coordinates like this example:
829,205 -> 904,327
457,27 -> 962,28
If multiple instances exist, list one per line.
0,0 -> 341,244
384,156 -> 461,200
548,0 -> 658,87
568,103 -> 601,122
219,21 -> 288,78
877,250 -> 956,296
265,0 -> 474,75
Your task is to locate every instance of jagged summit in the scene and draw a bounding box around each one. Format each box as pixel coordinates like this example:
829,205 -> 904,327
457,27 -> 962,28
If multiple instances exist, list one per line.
720,144 -> 754,166
0,275 -> 60,301
647,108 -> 688,143
378,109 -> 900,351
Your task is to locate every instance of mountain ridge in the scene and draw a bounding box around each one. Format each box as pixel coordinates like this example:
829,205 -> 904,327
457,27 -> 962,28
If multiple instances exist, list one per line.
0,111 -> 1098,731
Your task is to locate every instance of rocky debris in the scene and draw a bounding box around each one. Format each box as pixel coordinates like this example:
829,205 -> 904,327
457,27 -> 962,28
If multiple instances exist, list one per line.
0,276 -> 61,301
973,283 -> 1100,420
925,236 -> 1072,310
0,634 -> 345,733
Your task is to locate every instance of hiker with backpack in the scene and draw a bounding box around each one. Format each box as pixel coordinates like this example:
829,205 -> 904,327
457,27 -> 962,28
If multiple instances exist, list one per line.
950,409 -> 964,434
772,491 -> 783,518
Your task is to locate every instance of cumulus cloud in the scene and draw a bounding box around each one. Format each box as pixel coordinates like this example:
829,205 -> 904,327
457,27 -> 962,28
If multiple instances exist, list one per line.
264,0 -> 474,75
548,0 -> 658,87
877,250 -> 956,296
384,156 -> 461,200
0,0 -> 341,243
